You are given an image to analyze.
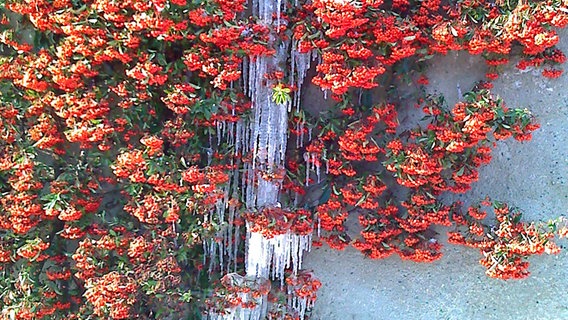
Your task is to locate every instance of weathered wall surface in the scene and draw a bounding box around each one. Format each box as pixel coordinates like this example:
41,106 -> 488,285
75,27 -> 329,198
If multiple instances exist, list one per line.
302,30 -> 568,320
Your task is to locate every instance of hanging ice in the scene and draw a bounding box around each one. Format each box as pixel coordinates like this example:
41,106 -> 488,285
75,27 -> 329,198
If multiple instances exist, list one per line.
214,0 -> 318,318
276,0 -> 282,29
245,226 -> 313,283
299,117 -> 305,148
203,170 -> 243,273
287,295 -> 314,320
315,158 -> 321,184
304,152 -> 310,186
205,273 -> 269,320
290,40 -> 313,112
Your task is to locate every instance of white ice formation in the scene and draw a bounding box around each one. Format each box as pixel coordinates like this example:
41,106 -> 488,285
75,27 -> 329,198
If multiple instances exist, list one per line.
245,228 -> 313,283
209,0 -> 317,318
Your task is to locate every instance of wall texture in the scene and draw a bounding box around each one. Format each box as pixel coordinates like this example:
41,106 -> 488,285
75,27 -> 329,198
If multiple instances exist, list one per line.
302,30 -> 568,320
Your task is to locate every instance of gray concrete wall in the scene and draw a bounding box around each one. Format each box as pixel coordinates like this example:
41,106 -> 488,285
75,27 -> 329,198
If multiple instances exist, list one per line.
302,30 -> 568,320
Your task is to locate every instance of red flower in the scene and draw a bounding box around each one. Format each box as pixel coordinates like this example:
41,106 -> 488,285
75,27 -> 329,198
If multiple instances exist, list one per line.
417,75 -> 429,85
542,68 -> 563,78
140,135 -> 164,156
485,72 -> 499,80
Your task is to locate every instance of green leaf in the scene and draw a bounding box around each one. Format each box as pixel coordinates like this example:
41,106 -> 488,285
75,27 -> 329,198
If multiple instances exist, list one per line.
456,166 -> 465,176
355,194 -> 367,207
332,185 -> 341,196
180,291 -> 192,303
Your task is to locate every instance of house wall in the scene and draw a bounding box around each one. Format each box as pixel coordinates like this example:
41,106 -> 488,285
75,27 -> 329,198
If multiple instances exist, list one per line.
302,30 -> 568,320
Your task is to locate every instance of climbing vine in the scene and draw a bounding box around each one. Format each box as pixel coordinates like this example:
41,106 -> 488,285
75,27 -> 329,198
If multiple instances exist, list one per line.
0,0 -> 567,319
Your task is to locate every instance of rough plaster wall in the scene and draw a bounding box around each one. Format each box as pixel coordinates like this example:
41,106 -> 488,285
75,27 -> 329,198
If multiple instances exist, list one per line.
302,30 -> 568,320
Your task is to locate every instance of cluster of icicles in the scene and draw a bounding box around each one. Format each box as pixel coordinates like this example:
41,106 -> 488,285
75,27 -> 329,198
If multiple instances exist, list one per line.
204,0 -> 319,318
206,273 -> 270,320
246,227 -> 313,282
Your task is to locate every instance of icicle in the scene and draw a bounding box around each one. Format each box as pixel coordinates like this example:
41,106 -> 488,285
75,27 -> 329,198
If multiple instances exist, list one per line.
248,59 -> 258,104
246,230 -> 312,285
257,176 -> 266,207
271,233 -> 289,282
243,58 -> 249,95
218,243 -> 224,273
251,58 -> 269,170
299,117 -> 305,148
235,121 -> 241,155
226,206 -> 233,269
203,241 -> 208,266
246,229 -> 271,279
290,40 -> 296,105
286,272 -> 318,320
278,103 -> 288,166
294,121 -> 302,149
252,0 -> 259,22
315,160 -> 321,184
228,121 -> 234,148
276,0 -> 281,29
246,117 -> 252,157
213,184 -> 231,272
290,42 -> 313,111
207,240 -> 216,274
244,164 -> 256,208
217,120 -> 222,146
234,225 -> 240,273
290,234 -> 312,276
303,152 -> 309,186
265,102 -> 275,168
296,297 -> 311,320
307,126 -> 312,143
310,153 -> 315,175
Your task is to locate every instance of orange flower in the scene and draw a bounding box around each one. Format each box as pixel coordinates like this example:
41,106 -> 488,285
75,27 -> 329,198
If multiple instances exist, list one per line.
58,206 -> 83,221
140,135 -> 164,156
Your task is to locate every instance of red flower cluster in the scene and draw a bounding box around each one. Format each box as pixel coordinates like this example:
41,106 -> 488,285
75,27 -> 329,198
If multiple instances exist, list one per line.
245,207 -> 313,238
205,273 -> 271,313
399,192 -> 452,232
353,202 -> 401,259
312,50 -> 386,96
449,200 -> 561,279
316,194 -> 350,250
0,156 -> 45,234
386,88 -> 539,195
84,272 -> 138,319
311,0 -> 373,40
286,271 -> 322,304
112,150 -> 148,183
